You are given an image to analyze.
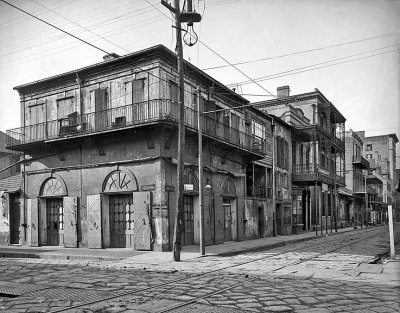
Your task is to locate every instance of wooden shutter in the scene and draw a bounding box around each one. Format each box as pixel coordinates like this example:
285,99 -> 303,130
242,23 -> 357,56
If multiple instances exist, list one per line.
169,81 -> 178,102
87,195 -> 102,249
214,195 -> 224,244
27,198 -> 39,247
132,79 -> 145,104
133,191 -> 152,250
205,100 -> 216,134
94,89 -> 108,130
63,197 -> 78,248
125,81 -> 132,106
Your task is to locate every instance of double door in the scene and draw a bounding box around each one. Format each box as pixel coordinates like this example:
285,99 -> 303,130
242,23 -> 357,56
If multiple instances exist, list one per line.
109,194 -> 134,248
46,198 -> 63,246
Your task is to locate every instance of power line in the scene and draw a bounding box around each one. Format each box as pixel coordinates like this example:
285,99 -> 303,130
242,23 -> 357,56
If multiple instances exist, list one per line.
0,0 -> 201,101
29,0 -> 131,54
227,46 -> 399,87
0,3 -> 159,55
146,0 -> 277,98
0,0 -> 110,55
202,33 -> 396,71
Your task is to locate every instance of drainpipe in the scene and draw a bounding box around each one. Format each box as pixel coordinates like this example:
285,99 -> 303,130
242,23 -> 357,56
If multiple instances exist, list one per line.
76,73 -> 83,124
271,118 -> 276,237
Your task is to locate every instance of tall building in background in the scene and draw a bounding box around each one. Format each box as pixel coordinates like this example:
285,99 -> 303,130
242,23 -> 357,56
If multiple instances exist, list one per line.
356,132 -> 398,215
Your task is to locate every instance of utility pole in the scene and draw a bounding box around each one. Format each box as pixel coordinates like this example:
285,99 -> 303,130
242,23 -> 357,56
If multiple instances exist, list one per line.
162,0 -> 201,261
197,87 -> 205,255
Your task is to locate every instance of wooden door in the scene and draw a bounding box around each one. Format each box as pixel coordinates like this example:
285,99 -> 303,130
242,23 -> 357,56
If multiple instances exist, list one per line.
9,195 -> 20,244
87,195 -> 102,249
27,198 -> 39,246
223,198 -> 232,241
183,195 -> 194,245
109,194 -> 133,248
63,197 -> 77,248
133,192 -> 152,250
46,198 -> 63,246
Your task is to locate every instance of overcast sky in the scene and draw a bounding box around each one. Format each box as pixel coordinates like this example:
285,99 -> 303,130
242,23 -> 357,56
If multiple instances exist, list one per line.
0,0 -> 399,157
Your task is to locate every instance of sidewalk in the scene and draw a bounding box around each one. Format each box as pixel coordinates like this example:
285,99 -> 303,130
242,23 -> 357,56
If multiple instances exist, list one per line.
1,225 -> 393,263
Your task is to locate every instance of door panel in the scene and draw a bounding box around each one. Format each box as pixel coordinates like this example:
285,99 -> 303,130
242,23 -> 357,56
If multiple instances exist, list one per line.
87,195 -> 102,249
109,194 -> 133,248
133,191 -> 152,250
214,196 -> 224,244
63,197 -> 78,248
183,195 -> 194,245
27,198 -> 39,247
9,195 -> 20,244
223,199 -> 232,241
46,198 -> 63,246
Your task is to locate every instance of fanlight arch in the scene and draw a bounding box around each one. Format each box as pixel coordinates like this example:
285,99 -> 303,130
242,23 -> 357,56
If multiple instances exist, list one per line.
102,169 -> 138,193
40,176 -> 67,197
220,177 -> 236,198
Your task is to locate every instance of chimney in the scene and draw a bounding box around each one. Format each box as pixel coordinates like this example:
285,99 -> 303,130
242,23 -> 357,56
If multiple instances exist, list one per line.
277,85 -> 290,98
103,53 -> 120,61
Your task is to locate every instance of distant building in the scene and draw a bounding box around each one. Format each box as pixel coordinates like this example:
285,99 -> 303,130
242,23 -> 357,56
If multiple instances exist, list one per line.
254,86 -> 346,234
356,132 -> 398,222
341,130 -> 385,227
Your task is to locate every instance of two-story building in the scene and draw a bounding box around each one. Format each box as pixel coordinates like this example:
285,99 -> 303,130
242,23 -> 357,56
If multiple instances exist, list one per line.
5,45 -> 270,251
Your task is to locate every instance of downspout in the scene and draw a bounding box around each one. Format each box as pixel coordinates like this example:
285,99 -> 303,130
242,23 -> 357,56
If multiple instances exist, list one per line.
76,73 -> 83,124
271,118 -> 276,237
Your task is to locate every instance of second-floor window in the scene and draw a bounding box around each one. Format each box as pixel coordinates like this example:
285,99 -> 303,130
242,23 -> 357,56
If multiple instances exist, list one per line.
28,103 -> 45,125
276,136 -> 289,169
365,144 -> 372,151
125,79 -> 145,105
366,154 -> 372,159
246,164 -> 266,198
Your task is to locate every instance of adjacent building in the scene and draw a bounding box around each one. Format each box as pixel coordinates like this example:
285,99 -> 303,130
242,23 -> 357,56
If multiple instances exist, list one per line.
254,86 -> 346,234
0,131 -> 21,245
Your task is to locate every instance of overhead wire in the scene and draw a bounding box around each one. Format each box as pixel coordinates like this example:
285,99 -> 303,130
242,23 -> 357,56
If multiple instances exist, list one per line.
145,0 -> 277,98
0,0 -> 235,110
226,44 -> 400,87
202,33 -> 396,71
0,3 -> 159,54
226,45 -> 400,86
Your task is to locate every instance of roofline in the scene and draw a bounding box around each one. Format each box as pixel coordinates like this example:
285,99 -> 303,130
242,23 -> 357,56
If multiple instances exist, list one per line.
362,133 -> 399,144
13,44 -> 249,105
252,88 -> 346,123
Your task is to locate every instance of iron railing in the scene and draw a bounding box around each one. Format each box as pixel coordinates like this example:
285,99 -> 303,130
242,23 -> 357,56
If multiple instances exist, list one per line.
6,99 -> 266,154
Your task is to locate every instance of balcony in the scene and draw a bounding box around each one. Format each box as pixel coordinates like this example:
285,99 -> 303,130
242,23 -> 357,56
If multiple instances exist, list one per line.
292,163 -> 345,187
6,99 -> 266,157
352,155 -> 369,169
353,185 -> 376,195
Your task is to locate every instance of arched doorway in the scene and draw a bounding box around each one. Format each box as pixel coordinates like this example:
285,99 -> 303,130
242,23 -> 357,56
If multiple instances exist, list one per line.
220,178 -> 237,242
183,170 -> 199,246
38,175 -> 77,247
87,168 -> 152,250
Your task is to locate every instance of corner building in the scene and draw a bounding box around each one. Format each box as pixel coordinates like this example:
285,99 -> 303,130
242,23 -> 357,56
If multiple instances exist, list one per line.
6,45 -> 270,251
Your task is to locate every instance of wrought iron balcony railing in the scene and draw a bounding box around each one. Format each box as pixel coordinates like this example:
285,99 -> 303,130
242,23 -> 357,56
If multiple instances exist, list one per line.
6,99 -> 266,155
352,155 -> 369,169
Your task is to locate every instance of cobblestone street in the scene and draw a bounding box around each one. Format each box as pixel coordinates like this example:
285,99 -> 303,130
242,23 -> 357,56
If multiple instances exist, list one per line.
0,226 -> 399,312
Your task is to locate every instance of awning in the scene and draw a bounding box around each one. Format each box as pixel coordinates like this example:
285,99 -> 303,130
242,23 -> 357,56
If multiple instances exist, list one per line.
338,187 -> 354,197
0,174 -> 21,193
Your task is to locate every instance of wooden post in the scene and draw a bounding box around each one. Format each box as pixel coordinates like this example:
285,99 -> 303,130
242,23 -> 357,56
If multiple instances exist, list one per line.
388,205 -> 395,259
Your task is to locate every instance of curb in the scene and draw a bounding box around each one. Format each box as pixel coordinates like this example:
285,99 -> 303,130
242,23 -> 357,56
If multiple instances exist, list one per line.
215,226 -> 367,257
